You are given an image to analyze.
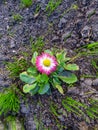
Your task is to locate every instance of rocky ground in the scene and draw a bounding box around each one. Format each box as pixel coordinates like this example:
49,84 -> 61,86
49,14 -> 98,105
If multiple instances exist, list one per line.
0,0 -> 98,130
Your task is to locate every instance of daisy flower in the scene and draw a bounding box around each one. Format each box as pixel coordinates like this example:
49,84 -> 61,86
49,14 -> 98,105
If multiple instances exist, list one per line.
36,53 -> 58,75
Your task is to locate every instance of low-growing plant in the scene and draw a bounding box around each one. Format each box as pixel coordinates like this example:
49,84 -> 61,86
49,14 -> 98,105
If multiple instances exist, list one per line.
62,97 -> 86,116
62,97 -> 98,119
46,0 -> 62,16
21,0 -> 33,7
12,13 -> 23,22
6,57 -> 29,78
20,50 -> 79,95
70,42 -> 98,63
86,98 -> 98,119
49,101 -> 67,130
0,86 -> 20,116
34,4 -> 41,15
49,97 -> 98,124
61,4 -> 78,18
30,36 -> 45,53
75,42 -> 98,57
91,58 -> 98,76
4,116 -> 25,130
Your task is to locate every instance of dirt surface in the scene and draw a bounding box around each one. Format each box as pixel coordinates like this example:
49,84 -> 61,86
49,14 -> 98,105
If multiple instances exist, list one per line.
0,0 -> 98,130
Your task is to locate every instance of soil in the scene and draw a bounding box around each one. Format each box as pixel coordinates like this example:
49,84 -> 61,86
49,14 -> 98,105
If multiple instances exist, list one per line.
0,0 -> 98,130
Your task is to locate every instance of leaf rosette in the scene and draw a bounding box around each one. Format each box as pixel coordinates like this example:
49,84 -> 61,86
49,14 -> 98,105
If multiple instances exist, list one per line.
20,50 -> 79,95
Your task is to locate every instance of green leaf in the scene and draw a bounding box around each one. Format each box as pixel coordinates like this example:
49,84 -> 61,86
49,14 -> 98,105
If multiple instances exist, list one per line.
58,71 -> 78,84
44,50 -> 53,55
64,64 -> 79,71
38,83 -> 50,94
57,66 -> 64,73
56,51 -> 67,63
53,78 -> 61,85
31,51 -> 38,65
53,78 -> 63,94
23,83 -> 37,93
87,42 -> 98,49
20,72 -> 36,84
46,88 -> 52,95
30,86 -> 39,95
64,57 -> 71,62
27,67 -> 37,76
56,50 -> 70,65
55,85 -> 64,94
40,74 -> 49,83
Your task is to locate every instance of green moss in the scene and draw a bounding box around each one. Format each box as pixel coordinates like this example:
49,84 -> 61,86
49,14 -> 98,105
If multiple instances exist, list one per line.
6,57 -> 29,78
0,86 -> 20,116
46,0 -> 62,16
21,0 -> 33,7
12,13 -> 23,22
30,36 -> 45,53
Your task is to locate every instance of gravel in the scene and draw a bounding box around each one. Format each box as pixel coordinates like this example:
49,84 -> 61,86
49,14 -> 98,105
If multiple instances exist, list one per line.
0,0 -> 98,129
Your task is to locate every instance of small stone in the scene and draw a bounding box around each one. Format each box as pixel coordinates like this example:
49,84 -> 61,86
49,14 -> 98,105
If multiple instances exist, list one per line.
58,115 -> 65,122
80,77 -> 84,81
10,40 -> 16,48
81,26 -> 91,38
20,104 -> 30,114
92,79 -> 98,86
80,40 -> 85,46
0,54 -> 9,61
67,87 -> 80,95
76,43 -> 81,47
80,0 -> 90,6
0,76 -> 10,88
79,121 -> 88,130
27,120 -> 36,130
7,25 -> 10,30
34,13 -> 40,19
58,17 -> 67,28
92,23 -> 98,40
52,36 -> 60,42
45,119 -> 51,124
84,79 -> 92,86
80,91 -> 84,96
62,31 -> 71,40
92,79 -> 98,90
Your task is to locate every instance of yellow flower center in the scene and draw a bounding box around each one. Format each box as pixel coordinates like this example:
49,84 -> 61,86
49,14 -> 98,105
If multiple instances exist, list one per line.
43,59 -> 51,67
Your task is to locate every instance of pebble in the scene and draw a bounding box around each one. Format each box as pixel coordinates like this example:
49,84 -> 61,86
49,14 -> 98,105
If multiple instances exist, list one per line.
80,77 -> 84,81
26,120 -> 37,130
61,31 -> 71,40
0,76 -> 10,88
20,104 -> 30,114
80,0 -> 90,6
84,79 -> 92,86
92,79 -> 98,90
10,39 -> 16,48
58,17 -> 67,29
45,118 -> 51,125
67,87 -> 80,95
51,36 -> 60,42
92,23 -> 98,40
81,26 -> 91,38
79,121 -> 88,130
58,115 -> 65,122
